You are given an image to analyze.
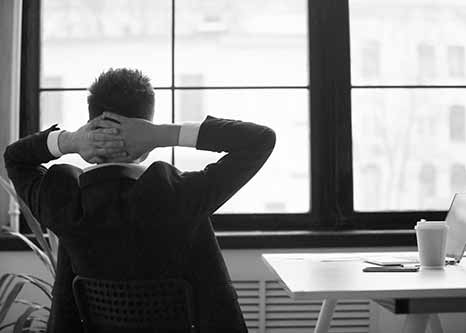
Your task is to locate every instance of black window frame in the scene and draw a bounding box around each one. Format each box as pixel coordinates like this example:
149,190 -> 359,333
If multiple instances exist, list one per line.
19,0 -> 448,235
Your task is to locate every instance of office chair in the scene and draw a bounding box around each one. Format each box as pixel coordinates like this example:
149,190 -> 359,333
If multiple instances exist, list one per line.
72,276 -> 197,333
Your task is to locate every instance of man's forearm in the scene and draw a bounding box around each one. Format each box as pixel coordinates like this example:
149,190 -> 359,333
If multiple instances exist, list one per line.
135,122 -> 198,153
196,116 -> 276,154
4,126 -> 60,170
57,131 -> 76,155
151,124 -> 181,147
100,112 -> 201,157
3,126 -> 60,215
148,123 -> 203,148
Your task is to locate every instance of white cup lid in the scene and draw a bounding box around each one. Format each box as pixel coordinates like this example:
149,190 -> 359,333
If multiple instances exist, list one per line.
415,221 -> 448,229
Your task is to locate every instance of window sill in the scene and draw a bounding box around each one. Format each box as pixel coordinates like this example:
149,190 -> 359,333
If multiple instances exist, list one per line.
216,229 -> 415,248
0,229 -> 415,251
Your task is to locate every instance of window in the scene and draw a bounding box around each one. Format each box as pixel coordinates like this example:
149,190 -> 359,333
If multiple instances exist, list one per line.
351,0 -> 466,215
361,40 -> 380,79
23,0 -> 461,232
419,163 -> 437,210
35,0 -> 309,216
178,74 -> 204,122
449,105 -> 465,142
450,164 -> 466,195
417,43 -> 436,81
419,163 -> 436,197
448,45 -> 465,78
40,76 -> 64,127
355,164 -> 382,211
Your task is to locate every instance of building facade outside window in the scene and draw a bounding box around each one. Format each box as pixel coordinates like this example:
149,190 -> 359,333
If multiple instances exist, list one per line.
449,105 -> 466,142
448,45 -> 465,78
451,164 -> 466,195
351,0 -> 466,212
419,162 -> 436,193
361,40 -> 380,79
417,43 -> 436,81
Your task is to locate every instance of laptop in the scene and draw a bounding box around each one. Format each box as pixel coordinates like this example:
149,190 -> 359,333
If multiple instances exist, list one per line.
364,193 -> 466,267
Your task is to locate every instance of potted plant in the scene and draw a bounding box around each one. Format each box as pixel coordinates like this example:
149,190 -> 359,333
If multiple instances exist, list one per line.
0,176 -> 58,333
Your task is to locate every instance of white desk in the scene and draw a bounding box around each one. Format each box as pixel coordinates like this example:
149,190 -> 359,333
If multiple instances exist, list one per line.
262,252 -> 466,333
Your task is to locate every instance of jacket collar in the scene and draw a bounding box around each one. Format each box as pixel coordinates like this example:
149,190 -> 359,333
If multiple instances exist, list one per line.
79,164 -> 146,188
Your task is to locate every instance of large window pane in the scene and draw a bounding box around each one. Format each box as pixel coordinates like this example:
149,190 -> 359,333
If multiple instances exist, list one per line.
38,0 -> 310,217
175,0 -> 308,86
352,89 -> 466,211
41,0 -> 172,88
40,90 -> 172,169
350,0 -> 466,85
174,89 -> 309,213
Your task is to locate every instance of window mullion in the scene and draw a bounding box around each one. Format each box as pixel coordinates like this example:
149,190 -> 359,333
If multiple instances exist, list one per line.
171,0 -> 176,165
20,0 -> 41,137
309,0 -> 353,227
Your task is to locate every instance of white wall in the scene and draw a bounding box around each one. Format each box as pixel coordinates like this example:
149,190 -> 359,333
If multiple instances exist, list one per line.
0,0 -> 21,228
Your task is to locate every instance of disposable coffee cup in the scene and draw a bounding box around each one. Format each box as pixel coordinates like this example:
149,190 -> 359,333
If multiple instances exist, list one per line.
415,220 -> 449,270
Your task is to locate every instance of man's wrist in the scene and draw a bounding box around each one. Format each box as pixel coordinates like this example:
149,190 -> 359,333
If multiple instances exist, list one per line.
57,131 -> 76,154
47,130 -> 65,157
152,124 -> 181,147
178,122 -> 200,147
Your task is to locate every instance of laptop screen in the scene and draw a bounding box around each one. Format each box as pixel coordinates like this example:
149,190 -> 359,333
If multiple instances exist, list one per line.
445,194 -> 466,262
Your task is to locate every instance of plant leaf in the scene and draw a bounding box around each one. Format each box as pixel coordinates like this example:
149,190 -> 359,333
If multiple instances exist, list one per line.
0,274 -> 52,306
0,281 -> 25,324
15,299 -> 50,312
0,321 -> 15,331
29,328 -> 47,333
23,314 -> 49,332
25,315 -> 48,332
0,274 -> 10,300
10,275 -> 52,301
23,317 -> 34,331
0,177 -> 56,274
46,229 -> 59,264
14,274 -> 52,289
13,305 -> 44,333
6,232 -> 55,279
0,274 -> 15,304
30,317 -> 48,325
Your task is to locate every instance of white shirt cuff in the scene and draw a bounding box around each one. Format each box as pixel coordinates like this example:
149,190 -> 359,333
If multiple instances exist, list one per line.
178,123 -> 200,147
47,130 -> 65,157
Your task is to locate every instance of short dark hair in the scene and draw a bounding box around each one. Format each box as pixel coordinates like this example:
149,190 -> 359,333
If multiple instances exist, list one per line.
87,68 -> 155,121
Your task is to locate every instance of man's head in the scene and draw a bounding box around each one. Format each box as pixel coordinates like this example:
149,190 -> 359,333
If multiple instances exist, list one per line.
88,68 -> 155,121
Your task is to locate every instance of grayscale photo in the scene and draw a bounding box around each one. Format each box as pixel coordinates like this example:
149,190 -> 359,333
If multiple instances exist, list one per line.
1,1 -> 466,332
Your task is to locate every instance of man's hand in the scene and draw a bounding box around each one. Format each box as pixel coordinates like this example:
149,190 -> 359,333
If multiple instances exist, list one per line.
101,112 -> 157,161
58,115 -> 127,164
102,112 -> 180,161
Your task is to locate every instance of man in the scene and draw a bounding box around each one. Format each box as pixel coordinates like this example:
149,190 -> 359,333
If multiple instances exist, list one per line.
4,68 -> 275,332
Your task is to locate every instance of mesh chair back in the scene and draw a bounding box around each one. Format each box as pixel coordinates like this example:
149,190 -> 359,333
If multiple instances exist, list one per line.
73,276 -> 197,333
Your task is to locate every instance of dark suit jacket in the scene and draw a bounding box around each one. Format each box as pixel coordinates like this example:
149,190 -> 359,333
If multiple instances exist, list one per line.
4,116 -> 275,333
